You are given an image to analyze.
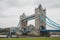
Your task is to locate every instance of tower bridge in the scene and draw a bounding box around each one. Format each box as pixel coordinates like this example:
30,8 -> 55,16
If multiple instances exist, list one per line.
10,4 -> 60,37
20,4 -> 46,30
19,4 -> 47,36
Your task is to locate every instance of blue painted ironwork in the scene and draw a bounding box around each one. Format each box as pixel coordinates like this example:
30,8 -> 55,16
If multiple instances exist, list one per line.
46,16 -> 60,26
22,14 -> 35,21
40,16 -> 58,30
40,15 -> 60,32
46,17 -> 60,29
46,16 -> 60,29
40,29 -> 60,32
22,30 -> 30,34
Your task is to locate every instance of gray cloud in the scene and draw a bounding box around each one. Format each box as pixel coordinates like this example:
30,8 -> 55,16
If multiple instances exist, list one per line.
34,0 -> 60,8
50,2 -> 60,8
0,0 -> 35,7
0,0 -> 60,28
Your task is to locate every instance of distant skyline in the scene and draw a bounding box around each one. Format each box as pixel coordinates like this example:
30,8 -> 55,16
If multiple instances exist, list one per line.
0,0 -> 60,29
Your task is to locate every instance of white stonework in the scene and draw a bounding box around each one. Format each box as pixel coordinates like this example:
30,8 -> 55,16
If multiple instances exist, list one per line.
20,13 -> 27,29
35,4 -> 46,30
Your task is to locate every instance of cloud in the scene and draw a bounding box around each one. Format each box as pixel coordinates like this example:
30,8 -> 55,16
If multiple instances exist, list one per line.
0,0 -> 35,28
0,17 -> 19,28
0,0 -> 35,17
0,0 -> 35,7
50,2 -> 60,8
0,0 -> 60,28
34,0 -> 60,8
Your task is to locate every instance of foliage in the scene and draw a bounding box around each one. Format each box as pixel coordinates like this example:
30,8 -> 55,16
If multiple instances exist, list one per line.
0,37 -> 60,40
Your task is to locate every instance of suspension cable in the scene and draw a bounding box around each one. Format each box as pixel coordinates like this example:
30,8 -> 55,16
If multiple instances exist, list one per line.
40,16 -> 58,30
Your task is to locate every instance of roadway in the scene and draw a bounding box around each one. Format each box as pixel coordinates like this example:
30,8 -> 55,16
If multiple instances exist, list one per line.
0,35 -> 60,38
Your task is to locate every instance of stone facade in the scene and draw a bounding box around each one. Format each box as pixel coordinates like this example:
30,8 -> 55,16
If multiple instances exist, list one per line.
35,4 -> 46,30
20,13 -> 27,29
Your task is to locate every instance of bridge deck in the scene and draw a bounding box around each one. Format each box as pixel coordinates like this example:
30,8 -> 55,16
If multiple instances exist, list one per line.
40,30 -> 60,32
22,14 -> 35,21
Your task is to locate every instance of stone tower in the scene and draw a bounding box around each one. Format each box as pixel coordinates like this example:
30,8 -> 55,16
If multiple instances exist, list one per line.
20,13 -> 27,29
35,4 -> 46,30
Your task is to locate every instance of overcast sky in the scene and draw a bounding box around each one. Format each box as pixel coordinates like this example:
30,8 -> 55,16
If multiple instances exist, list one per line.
0,0 -> 60,29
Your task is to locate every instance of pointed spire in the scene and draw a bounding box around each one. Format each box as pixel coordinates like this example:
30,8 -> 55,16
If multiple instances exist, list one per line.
38,4 -> 43,10
23,12 -> 25,16
38,4 -> 42,8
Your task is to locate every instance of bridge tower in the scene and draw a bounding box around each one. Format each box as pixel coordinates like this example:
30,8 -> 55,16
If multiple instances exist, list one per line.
35,4 -> 46,30
20,13 -> 27,29
35,4 -> 48,36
